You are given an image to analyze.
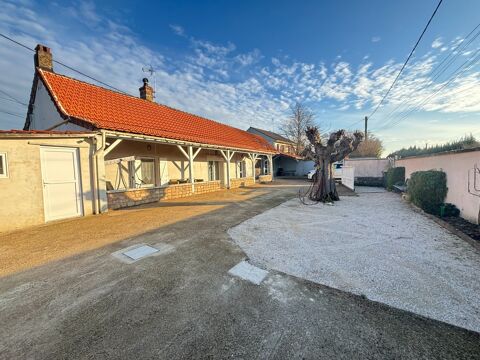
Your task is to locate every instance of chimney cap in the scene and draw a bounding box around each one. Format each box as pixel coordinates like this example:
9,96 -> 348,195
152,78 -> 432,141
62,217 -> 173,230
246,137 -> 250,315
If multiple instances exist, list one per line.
34,43 -> 53,71
35,44 -> 51,53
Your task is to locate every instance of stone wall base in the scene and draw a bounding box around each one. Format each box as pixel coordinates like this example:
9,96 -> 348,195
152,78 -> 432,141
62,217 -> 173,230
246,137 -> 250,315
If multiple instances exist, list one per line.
107,177 -> 255,210
258,174 -> 273,183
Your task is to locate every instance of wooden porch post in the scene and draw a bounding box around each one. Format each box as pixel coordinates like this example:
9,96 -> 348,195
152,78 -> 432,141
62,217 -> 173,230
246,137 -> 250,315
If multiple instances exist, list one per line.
248,153 -> 259,183
177,145 -> 201,192
268,154 -> 274,179
219,150 -> 235,189
188,146 -> 194,191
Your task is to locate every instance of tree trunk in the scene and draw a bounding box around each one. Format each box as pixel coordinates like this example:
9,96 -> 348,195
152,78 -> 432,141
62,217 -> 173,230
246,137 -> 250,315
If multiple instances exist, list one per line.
310,159 -> 339,202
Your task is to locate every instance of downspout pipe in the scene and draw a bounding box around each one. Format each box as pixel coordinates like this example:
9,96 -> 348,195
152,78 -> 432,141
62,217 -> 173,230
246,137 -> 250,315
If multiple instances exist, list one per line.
91,131 -> 105,214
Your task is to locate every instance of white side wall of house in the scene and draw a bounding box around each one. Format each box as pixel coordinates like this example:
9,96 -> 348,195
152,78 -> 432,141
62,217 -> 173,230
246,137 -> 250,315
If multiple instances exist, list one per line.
28,81 -> 86,131
397,150 -> 480,224
344,158 -> 390,178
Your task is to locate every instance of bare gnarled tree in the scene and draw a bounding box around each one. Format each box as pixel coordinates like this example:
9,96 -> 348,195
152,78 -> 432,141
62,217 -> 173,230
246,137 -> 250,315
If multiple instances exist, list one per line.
301,127 -> 363,203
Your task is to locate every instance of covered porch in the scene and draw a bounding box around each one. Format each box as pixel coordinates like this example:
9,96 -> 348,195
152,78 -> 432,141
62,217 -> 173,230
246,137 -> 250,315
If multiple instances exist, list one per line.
100,131 -> 274,209
273,152 -> 303,177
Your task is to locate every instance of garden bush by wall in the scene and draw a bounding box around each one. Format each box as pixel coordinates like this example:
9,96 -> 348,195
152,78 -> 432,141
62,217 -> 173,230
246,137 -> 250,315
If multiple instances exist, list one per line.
408,170 -> 447,215
386,167 -> 405,190
396,148 -> 480,224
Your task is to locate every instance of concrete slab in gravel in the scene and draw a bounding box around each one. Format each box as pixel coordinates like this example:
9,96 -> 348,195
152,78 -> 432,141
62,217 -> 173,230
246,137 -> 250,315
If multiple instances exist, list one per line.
228,260 -> 268,284
228,189 -> 480,333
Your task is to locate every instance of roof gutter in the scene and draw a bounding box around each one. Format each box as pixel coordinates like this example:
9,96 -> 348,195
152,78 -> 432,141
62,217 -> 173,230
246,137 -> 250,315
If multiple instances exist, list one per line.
0,132 -> 99,139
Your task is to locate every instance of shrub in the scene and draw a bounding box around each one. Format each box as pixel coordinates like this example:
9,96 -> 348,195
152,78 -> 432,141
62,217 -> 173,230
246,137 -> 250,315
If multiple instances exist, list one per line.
385,167 -> 405,190
408,170 -> 447,215
440,203 -> 460,217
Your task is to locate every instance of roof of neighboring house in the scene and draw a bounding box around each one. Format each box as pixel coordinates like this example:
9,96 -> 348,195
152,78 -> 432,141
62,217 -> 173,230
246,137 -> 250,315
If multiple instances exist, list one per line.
248,127 -> 294,144
275,151 -> 303,160
35,69 -> 275,153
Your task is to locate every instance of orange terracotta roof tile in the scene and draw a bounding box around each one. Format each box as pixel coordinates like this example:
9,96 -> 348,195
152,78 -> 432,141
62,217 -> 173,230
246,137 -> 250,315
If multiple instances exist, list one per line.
37,69 -> 275,153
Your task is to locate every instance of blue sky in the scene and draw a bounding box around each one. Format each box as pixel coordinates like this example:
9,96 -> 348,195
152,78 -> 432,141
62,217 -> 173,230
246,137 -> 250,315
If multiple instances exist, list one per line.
0,0 -> 479,154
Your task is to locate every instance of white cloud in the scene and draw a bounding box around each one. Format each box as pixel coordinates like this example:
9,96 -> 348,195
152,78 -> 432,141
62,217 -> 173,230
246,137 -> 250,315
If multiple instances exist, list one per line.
170,24 -> 185,37
0,0 -> 478,152
371,36 -> 381,43
431,37 -> 443,48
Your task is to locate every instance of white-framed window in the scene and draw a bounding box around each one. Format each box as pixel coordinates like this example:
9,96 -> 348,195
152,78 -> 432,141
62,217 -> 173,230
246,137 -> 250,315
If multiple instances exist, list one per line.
0,152 -> 8,178
208,161 -> 219,181
236,160 -> 246,178
129,157 -> 155,188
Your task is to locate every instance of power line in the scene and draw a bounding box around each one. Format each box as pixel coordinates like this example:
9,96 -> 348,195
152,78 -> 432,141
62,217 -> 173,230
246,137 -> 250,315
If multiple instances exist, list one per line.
0,33 -> 32,52
0,96 -> 27,105
374,22 -> 480,130
0,109 -> 24,118
0,33 -> 130,95
375,49 -> 480,131
377,22 -> 480,126
368,0 -> 443,119
0,89 -> 27,106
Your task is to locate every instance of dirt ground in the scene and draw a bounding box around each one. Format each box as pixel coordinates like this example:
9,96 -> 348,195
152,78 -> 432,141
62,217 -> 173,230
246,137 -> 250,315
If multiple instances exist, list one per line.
0,186 -> 269,276
1,179 -> 479,359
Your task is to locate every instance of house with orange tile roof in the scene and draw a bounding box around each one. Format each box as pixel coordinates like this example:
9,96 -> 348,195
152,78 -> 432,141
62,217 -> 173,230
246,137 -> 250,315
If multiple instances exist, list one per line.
0,44 -> 276,231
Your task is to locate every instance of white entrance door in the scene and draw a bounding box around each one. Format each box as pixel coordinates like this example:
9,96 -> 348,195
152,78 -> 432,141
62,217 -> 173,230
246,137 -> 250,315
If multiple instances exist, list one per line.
40,146 -> 83,222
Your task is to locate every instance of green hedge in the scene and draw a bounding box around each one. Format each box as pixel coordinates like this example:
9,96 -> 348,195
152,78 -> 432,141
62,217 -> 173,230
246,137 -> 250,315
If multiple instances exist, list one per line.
385,167 -> 405,190
408,170 -> 447,215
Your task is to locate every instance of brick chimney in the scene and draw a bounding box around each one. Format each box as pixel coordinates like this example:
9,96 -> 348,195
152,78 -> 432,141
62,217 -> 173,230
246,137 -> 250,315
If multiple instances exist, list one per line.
34,44 -> 53,71
139,78 -> 154,101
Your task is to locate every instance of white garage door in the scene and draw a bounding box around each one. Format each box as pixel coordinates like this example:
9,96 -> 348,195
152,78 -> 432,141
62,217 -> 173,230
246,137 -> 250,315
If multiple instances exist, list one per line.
40,146 -> 83,222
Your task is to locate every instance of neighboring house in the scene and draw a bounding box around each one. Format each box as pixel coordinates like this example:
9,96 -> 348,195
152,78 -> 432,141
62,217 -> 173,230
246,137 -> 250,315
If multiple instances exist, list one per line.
0,44 -> 276,232
247,127 -> 302,176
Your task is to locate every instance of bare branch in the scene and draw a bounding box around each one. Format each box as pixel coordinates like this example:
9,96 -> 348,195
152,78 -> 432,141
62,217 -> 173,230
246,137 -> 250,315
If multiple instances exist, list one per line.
280,102 -> 315,154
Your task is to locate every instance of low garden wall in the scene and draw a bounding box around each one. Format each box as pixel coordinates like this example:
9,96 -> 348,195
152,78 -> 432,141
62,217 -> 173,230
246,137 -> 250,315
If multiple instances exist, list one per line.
344,158 -> 390,187
107,181 -> 222,210
107,177 -> 259,210
258,174 -> 273,183
230,177 -> 255,188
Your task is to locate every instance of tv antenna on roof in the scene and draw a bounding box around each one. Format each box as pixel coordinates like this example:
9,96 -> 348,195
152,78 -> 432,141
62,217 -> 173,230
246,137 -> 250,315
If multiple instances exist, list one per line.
142,65 -> 156,100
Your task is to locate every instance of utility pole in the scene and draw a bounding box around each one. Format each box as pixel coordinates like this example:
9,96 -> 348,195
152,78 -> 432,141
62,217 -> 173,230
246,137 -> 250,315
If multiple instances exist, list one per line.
364,116 -> 368,141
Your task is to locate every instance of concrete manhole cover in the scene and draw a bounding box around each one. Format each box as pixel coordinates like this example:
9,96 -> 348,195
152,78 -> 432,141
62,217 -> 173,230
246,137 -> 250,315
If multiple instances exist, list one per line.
228,260 -> 268,285
112,243 -> 174,263
123,245 -> 159,260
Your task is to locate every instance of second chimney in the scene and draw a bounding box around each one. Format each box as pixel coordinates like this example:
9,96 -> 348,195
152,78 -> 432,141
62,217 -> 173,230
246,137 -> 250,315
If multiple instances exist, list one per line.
139,78 -> 154,101
34,44 -> 53,71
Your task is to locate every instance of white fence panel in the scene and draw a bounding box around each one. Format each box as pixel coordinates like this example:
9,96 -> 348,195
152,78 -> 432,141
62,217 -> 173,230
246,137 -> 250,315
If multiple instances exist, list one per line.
341,166 -> 355,190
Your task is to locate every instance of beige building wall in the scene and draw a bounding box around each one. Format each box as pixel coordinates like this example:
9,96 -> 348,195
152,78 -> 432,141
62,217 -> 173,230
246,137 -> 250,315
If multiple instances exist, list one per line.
397,149 -> 480,224
0,135 -> 97,233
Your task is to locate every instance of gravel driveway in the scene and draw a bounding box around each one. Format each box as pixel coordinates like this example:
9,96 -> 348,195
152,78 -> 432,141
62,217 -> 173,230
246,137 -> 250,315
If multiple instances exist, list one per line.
228,188 -> 480,333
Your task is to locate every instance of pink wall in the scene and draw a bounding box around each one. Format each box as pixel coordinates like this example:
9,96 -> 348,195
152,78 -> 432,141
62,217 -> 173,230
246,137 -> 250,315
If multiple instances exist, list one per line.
396,149 -> 480,224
